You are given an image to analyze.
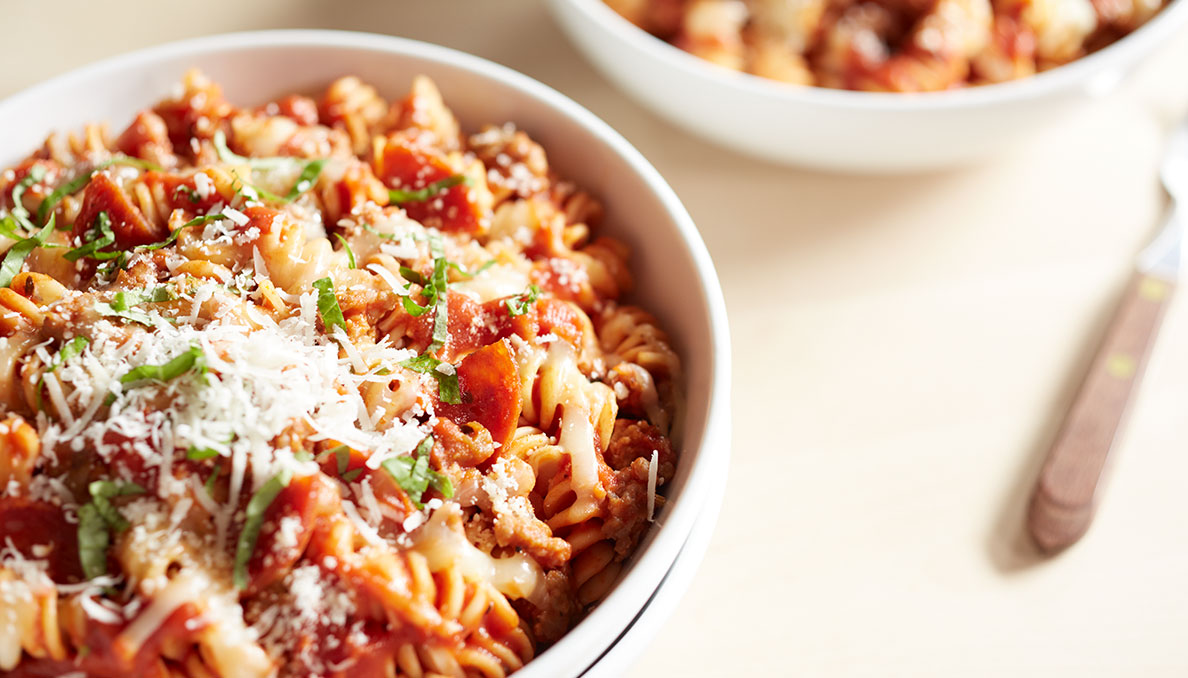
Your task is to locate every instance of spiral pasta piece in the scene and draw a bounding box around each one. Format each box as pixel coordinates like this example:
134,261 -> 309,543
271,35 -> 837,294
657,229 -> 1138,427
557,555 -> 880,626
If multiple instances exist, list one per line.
0,568 -> 65,669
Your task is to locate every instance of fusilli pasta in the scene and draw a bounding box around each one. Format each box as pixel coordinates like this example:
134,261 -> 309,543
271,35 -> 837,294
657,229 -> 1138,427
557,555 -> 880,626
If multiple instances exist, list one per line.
0,71 -> 681,677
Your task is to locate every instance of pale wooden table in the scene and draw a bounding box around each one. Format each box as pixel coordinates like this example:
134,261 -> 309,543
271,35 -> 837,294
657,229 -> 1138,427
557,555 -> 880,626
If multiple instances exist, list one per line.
5,1 -> 1188,676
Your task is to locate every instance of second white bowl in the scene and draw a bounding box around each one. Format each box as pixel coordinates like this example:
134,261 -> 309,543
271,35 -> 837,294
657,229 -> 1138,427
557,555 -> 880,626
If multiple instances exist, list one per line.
551,0 -> 1188,172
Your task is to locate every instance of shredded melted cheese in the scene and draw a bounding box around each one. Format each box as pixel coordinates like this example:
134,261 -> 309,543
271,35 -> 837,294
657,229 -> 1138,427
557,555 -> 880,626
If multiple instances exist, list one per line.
410,506 -> 546,607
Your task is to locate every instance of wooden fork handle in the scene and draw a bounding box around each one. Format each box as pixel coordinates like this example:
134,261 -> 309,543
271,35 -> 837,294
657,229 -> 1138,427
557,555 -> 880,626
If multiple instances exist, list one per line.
1028,272 -> 1176,553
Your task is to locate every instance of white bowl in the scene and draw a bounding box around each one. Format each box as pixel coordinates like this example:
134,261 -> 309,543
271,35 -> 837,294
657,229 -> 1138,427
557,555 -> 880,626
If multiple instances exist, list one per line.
580,407 -> 730,677
551,0 -> 1188,172
0,30 -> 732,677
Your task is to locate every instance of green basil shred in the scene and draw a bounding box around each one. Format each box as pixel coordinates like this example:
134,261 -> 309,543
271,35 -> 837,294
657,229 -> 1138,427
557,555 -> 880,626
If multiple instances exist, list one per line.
77,481 -> 145,579
118,344 -> 207,387
363,224 -> 397,240
449,259 -> 495,279
94,286 -> 175,325
285,159 -> 327,201
9,166 -> 46,228
312,277 -> 346,333
0,217 -> 55,288
64,212 -> 120,263
505,284 -> 541,317
186,446 -> 220,460
233,469 -> 292,589
388,174 -> 470,204
319,444 -> 362,482
394,234 -> 460,402
76,504 -> 110,580
381,435 -> 453,509
213,131 -> 292,170
204,463 -> 222,497
174,184 -> 201,204
137,213 -> 225,252
399,352 -> 461,404
333,234 -> 356,269
213,130 -> 325,204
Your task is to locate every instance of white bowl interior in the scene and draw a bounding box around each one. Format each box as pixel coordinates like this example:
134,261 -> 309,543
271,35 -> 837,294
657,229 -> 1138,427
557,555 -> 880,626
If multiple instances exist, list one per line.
0,31 -> 732,678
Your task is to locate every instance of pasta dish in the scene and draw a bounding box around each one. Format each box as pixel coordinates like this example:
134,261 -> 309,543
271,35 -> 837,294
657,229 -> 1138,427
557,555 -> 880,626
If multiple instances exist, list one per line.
605,0 -> 1170,91
0,71 -> 681,677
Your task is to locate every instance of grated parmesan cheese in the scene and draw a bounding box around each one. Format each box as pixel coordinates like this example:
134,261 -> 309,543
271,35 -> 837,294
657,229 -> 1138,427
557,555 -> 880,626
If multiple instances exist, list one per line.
647,450 -> 658,522
222,207 -> 250,226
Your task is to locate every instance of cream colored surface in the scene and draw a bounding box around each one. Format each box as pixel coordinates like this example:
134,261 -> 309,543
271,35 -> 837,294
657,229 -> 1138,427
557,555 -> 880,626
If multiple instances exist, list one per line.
4,1 -> 1188,675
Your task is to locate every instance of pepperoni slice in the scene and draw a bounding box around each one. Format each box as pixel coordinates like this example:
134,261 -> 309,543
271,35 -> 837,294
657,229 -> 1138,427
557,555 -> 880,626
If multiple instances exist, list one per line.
0,496 -> 83,582
373,134 -> 482,235
73,173 -> 165,247
434,339 -> 521,446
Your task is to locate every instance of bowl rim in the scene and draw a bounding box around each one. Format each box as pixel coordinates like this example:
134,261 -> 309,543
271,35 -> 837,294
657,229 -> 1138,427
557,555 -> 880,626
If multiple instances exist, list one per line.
0,29 -> 733,677
578,402 -> 731,677
559,0 -> 1188,110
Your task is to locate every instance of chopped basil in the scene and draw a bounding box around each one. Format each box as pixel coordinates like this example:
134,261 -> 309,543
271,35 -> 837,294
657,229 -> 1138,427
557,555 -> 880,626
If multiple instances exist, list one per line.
388,174 -> 470,204
77,480 -> 145,579
213,131 -> 292,171
333,234 -> 356,269
63,209 -> 138,276
233,176 -> 287,204
173,184 -> 201,205
186,446 -> 220,460
285,159 -> 327,201
0,214 -> 24,241
398,265 -> 426,287
438,369 -> 461,404
426,230 -> 445,258
401,294 -> 431,317
428,275 -> 449,354
119,344 -> 206,387
64,212 -> 122,263
233,469 -> 292,589
136,213 -> 224,252
37,156 -> 161,225
323,444 -> 351,474
294,450 -> 314,462
76,504 -> 110,580
0,217 -> 55,288
394,233 -> 458,402
381,435 -> 453,509
94,286 -> 175,325
317,444 -> 364,482
204,462 -> 221,497
88,480 -> 145,531
312,277 -> 346,333
400,352 -> 461,404
49,336 -> 88,371
448,259 -> 495,279
9,166 -> 46,230
363,224 -> 398,240
505,284 -> 542,317
122,286 -> 175,305
214,131 -> 325,204
399,234 -> 451,347
426,234 -> 449,349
